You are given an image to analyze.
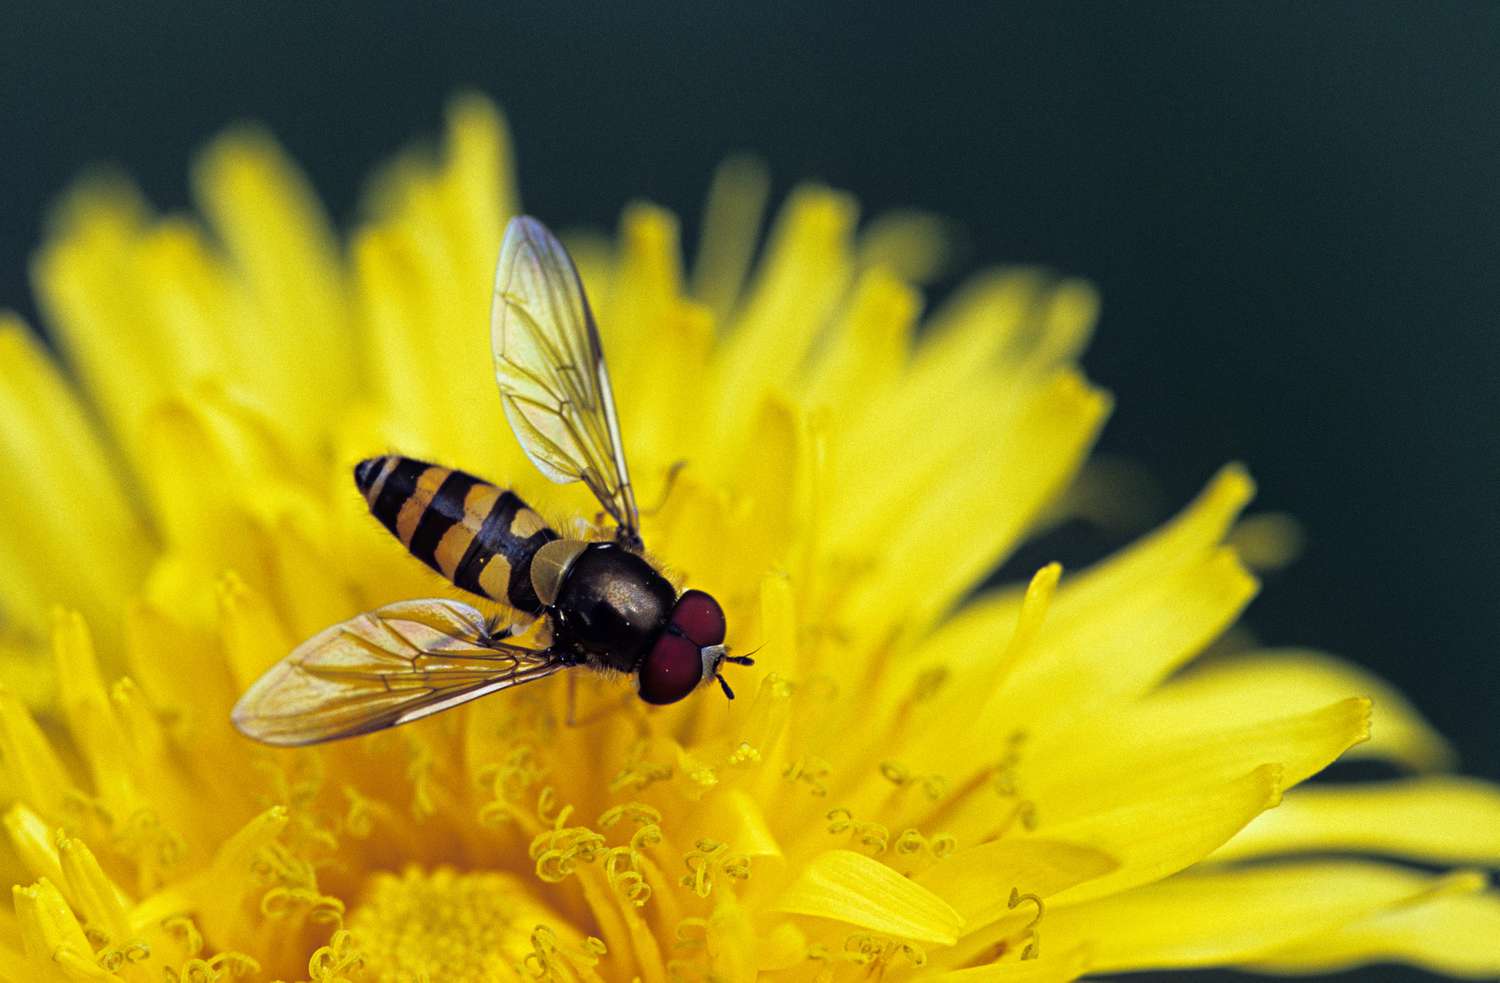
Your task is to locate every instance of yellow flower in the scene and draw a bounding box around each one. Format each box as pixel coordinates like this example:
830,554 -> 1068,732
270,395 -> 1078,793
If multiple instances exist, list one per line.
1,93 -> 1498,982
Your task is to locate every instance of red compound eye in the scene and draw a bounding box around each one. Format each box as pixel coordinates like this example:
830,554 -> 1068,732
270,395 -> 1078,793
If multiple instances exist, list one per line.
669,589 -> 726,647
637,632 -> 703,705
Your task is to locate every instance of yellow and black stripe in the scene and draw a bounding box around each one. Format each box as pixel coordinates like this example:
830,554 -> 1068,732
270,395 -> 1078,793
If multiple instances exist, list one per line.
354,455 -> 559,613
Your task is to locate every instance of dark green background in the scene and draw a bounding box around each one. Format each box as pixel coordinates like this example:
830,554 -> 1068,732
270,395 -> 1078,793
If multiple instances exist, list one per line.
1,5 -> 1495,980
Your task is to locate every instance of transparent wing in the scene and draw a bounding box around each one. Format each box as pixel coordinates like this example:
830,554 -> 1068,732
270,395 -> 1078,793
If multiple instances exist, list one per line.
231,599 -> 566,746
492,215 -> 641,544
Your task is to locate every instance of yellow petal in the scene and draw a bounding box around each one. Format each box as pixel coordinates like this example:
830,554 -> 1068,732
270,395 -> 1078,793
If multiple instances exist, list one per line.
32,180 -> 161,463
690,155 -> 770,324
725,396 -> 806,574
909,465 -> 1250,718
51,610 -> 134,814
1031,698 -> 1369,822
133,806 -> 288,929
754,921 -> 809,972
215,573 -> 291,692
0,691 -> 77,818
13,878 -> 106,980
1226,511 -> 1305,571
267,514 -> 361,641
1214,775 -> 1500,865
108,679 -> 165,767
801,267 -> 919,416
695,789 -> 783,863
752,574 -> 801,687
606,203 -> 685,372
1044,764 -> 1282,905
856,209 -> 955,285
123,601 -> 230,722
1060,463 -> 1253,613
711,187 -> 856,428
771,849 -> 964,944
2,806 -> 64,892
130,217 -> 236,385
916,837 -> 1117,928
0,317 -> 148,635
1150,648 -> 1453,770
56,836 -> 130,945
887,569 -> 1033,705
842,369 -> 1109,635
888,562 -> 1061,730
0,938 -> 34,983
192,127 -> 350,444
966,547 -> 1255,762
649,474 -> 734,596
910,270 -> 1048,383
1046,860 -> 1482,972
607,206 -> 716,485
1246,884 -> 1500,978
0,640 -> 53,712
704,895 -> 756,983
137,400 -> 257,559
351,210 -> 514,471
351,225 -> 445,447
433,93 -> 517,292
1019,279 -> 1098,375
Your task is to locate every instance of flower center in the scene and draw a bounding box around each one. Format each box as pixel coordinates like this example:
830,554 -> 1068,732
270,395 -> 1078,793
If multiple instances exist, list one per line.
346,867 -> 580,983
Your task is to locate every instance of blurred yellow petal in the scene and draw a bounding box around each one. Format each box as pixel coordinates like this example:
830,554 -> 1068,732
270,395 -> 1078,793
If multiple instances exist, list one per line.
1047,862 -> 1483,972
690,155 -> 770,324
801,267 -> 918,418
192,128 -> 350,444
1227,511 -> 1305,571
0,640 -> 54,712
0,691 -> 77,819
51,610 -> 135,816
710,187 -> 856,429
1214,775 -> 1500,865
0,938 -> 32,983
911,269 -> 1048,382
1247,885 -> 1500,978
856,209 -> 956,285
32,181 -> 162,463
215,573 -> 290,691
433,93 -> 518,291
0,317 -> 148,636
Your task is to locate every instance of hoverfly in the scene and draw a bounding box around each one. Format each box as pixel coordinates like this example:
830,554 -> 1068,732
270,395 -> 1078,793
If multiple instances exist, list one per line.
232,216 -> 751,747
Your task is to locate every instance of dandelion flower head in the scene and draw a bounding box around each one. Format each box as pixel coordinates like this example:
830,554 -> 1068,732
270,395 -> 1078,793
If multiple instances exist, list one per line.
1,95 -> 1499,982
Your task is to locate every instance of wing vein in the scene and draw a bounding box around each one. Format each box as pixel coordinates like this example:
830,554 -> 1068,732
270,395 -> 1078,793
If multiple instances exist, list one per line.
491,216 -> 641,542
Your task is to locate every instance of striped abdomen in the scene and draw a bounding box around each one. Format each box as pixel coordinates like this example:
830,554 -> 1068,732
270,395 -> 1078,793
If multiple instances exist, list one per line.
354,455 -> 558,613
